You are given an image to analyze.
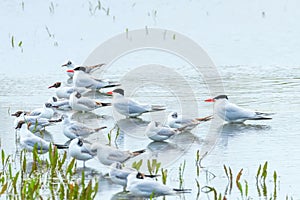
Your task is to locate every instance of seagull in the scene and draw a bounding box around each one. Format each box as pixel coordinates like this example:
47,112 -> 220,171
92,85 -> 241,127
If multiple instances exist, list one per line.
61,114 -> 107,139
69,91 -> 111,112
145,121 -> 180,142
61,60 -> 105,78
108,89 -> 166,117
109,162 -> 159,190
48,82 -> 89,99
15,120 -> 68,154
90,143 -> 145,166
48,96 -> 71,111
166,112 -> 212,131
69,137 -> 96,167
28,103 -> 55,119
127,171 -> 191,197
204,95 -> 273,123
23,116 -> 61,132
73,67 -> 120,90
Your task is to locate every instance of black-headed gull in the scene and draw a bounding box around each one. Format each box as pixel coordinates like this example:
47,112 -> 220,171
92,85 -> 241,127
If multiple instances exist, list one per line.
109,89 -> 166,118
205,95 -> 273,123
90,143 -> 145,166
15,121 -> 68,154
109,162 -> 159,189
28,103 -> 55,119
69,91 -> 111,112
145,121 -> 180,142
69,137 -> 96,167
166,111 -> 212,131
126,171 -> 191,197
48,82 -> 88,99
61,60 -> 105,78
48,96 -> 71,111
61,114 -> 106,139
73,67 -> 120,90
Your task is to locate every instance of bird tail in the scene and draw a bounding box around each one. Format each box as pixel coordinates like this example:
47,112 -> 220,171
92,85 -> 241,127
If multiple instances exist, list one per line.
48,118 -> 62,123
150,105 -> 166,111
89,63 -> 105,72
195,115 -> 213,122
132,149 -> 146,156
53,144 -> 69,149
94,126 -> 107,132
95,102 -> 112,107
252,112 -> 274,120
102,82 -> 121,88
173,188 -> 192,193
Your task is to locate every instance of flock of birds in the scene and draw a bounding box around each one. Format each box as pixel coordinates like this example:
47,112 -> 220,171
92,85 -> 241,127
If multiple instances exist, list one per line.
11,60 -> 274,198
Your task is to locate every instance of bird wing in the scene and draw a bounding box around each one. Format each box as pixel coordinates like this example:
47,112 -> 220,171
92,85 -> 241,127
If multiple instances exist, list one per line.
225,103 -> 255,120
132,180 -> 172,195
157,127 -> 176,137
107,150 -> 130,162
77,98 -> 96,108
81,143 -> 96,156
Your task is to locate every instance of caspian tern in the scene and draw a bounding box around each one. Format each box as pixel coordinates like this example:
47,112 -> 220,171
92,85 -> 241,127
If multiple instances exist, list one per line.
204,95 -> 273,123
166,112 -> 212,131
108,89 -> 166,118
28,103 -> 55,119
69,137 -> 96,167
48,82 -> 89,99
69,91 -> 111,112
126,171 -> 191,197
15,121 -> 68,154
90,143 -> 145,166
109,162 -> 159,190
61,114 -> 106,139
61,60 -> 105,78
145,121 -> 180,142
73,67 -> 120,90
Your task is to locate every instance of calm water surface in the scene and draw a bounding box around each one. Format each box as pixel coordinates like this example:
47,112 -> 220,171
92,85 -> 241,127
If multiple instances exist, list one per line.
1,0 -> 300,199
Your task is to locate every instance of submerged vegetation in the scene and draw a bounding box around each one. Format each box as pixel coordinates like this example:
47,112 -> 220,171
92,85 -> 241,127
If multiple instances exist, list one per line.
0,146 -> 98,199
0,146 -> 294,199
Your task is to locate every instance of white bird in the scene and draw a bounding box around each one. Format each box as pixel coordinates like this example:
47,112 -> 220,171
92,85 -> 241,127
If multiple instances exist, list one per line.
61,60 -> 105,78
145,121 -> 180,142
204,95 -> 273,123
109,162 -> 137,187
48,82 -> 89,99
69,91 -> 111,112
127,171 -> 191,197
48,96 -> 72,111
109,162 -> 159,189
109,89 -> 166,118
15,121 -> 67,154
166,112 -> 212,131
61,114 -> 106,139
69,137 -> 96,167
90,143 -> 145,166
73,67 -> 120,90
25,116 -> 61,132
28,103 -> 55,119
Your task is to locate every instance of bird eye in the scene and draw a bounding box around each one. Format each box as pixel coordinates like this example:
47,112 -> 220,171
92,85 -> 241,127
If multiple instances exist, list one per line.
136,172 -> 144,179
172,112 -> 178,118
77,139 -> 83,146
68,61 -> 72,65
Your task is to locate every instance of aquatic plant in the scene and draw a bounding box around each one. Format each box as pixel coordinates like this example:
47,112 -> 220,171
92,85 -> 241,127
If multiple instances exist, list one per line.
0,146 -> 98,199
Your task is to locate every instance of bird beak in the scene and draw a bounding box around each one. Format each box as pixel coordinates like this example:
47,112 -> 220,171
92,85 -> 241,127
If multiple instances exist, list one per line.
204,98 -> 215,102
48,84 -> 55,89
144,174 -> 161,178
62,63 -> 68,67
66,69 -> 74,73
106,91 -> 113,95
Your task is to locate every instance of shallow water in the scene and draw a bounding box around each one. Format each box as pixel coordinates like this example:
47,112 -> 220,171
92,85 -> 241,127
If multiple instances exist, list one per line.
1,0 -> 300,199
